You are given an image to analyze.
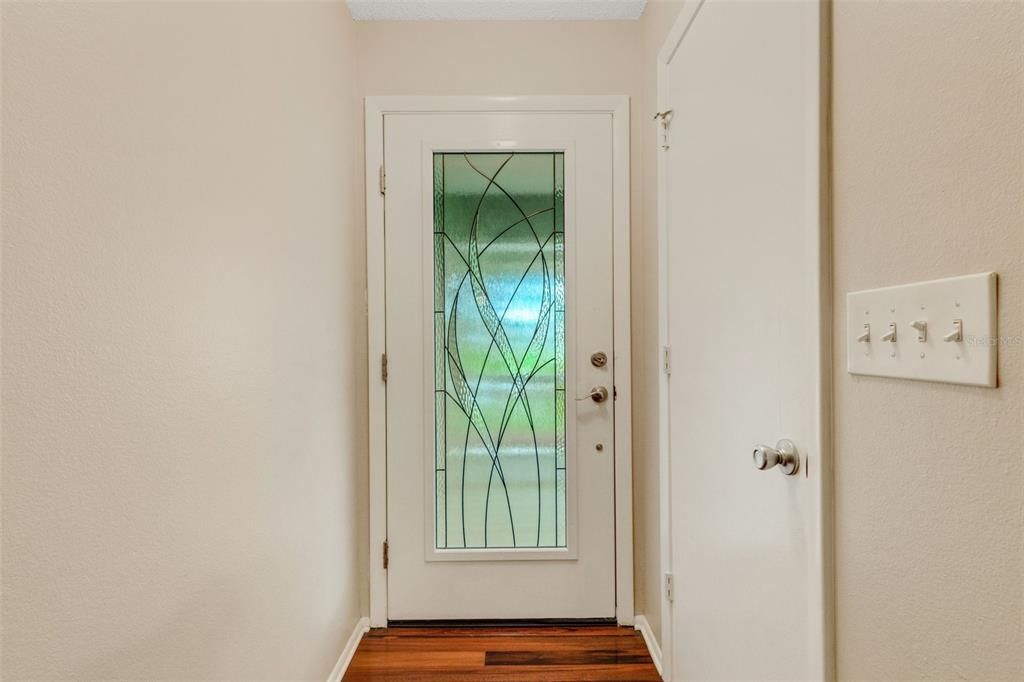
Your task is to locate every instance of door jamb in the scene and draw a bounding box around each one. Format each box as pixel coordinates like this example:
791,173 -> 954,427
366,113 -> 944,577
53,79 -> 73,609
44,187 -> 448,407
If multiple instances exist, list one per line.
655,2 -> 834,679
365,95 -> 634,627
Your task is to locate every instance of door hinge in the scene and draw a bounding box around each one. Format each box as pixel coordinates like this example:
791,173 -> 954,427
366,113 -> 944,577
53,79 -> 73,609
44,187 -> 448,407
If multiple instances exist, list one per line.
379,165 -> 386,196
664,573 -> 675,603
382,540 -> 389,570
662,346 -> 672,376
381,353 -> 388,382
654,109 -> 674,151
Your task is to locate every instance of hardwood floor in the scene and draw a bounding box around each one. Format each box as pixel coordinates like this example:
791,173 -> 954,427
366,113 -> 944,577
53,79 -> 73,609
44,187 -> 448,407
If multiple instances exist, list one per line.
343,625 -> 661,681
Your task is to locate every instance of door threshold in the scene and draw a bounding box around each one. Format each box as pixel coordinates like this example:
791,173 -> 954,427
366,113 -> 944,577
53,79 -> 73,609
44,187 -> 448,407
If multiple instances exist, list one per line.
387,617 -> 618,628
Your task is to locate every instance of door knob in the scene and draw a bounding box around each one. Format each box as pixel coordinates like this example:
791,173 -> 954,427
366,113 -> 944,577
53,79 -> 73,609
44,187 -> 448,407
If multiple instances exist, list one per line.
576,386 -> 609,403
752,439 -> 800,476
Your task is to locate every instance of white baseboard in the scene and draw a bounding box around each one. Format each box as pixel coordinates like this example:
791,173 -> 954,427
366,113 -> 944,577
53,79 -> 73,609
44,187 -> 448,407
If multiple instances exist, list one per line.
326,616 -> 370,682
634,614 -> 663,680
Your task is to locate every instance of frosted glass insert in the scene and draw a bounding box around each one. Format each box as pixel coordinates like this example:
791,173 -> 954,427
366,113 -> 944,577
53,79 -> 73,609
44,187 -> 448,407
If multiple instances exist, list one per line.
433,152 -> 566,549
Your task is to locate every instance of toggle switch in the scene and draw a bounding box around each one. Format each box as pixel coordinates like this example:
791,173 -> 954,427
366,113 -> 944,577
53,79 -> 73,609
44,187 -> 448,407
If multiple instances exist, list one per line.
943,319 -> 963,343
856,324 -> 870,343
880,323 -> 897,342
911,320 -> 928,342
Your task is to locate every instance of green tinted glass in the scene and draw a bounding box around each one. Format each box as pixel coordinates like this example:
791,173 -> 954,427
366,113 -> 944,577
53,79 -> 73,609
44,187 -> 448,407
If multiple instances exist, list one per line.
433,152 -> 566,549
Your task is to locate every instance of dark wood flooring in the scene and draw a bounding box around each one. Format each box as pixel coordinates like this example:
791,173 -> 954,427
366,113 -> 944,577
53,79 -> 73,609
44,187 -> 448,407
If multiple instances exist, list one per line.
343,625 -> 661,681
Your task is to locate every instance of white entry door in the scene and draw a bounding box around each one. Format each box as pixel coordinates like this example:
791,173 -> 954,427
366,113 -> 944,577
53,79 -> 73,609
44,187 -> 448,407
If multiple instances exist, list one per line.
659,1 -> 828,680
383,110 -> 618,620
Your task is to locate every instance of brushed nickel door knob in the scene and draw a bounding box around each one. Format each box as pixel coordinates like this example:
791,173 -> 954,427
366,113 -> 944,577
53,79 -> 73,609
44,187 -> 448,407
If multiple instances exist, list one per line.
752,439 -> 799,476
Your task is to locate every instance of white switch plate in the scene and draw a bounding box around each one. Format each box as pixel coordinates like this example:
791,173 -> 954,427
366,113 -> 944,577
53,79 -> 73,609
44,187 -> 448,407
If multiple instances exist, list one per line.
847,272 -> 998,387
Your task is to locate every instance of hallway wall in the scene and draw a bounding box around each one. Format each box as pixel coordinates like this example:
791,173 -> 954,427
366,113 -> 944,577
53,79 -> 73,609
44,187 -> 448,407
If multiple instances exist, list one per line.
832,2 -> 1024,678
4,3 -> 1019,678
1,3 -> 365,678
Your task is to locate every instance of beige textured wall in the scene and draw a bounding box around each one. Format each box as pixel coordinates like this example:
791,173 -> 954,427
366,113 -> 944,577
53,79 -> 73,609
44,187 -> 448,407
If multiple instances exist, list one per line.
357,21 -> 641,96
833,1 -> 1024,679
1,2 -> 366,678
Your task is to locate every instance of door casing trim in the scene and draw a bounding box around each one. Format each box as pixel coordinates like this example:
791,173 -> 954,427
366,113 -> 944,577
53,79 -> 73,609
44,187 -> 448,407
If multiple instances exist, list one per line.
365,95 -> 633,627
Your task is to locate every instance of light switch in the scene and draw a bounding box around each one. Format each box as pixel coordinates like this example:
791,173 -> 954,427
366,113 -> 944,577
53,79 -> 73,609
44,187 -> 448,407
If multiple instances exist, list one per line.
847,272 -> 997,387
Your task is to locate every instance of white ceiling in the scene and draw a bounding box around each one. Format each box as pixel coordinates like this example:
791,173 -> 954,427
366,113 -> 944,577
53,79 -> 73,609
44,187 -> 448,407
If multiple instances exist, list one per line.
346,0 -> 648,22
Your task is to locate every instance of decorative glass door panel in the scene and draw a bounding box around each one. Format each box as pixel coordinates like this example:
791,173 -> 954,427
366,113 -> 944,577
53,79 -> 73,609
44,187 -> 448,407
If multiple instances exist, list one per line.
433,152 -> 566,550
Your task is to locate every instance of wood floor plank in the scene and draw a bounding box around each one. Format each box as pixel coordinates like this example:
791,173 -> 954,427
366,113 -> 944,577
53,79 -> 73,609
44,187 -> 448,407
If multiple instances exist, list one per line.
342,625 -> 660,681
347,650 -> 484,671
484,650 -> 654,666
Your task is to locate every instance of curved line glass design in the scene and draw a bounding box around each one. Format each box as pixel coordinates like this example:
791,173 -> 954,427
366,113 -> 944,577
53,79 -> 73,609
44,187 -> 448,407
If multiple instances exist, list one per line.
433,152 -> 566,549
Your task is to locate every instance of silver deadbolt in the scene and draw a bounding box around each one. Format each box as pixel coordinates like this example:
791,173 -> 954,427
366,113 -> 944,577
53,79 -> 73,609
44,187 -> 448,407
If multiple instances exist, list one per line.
591,351 -> 608,368
752,439 -> 800,476
576,386 -> 609,403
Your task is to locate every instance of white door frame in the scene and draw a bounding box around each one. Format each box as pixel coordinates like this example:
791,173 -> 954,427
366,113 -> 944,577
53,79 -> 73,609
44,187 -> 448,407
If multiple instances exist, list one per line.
655,2 -> 835,679
365,96 -> 633,627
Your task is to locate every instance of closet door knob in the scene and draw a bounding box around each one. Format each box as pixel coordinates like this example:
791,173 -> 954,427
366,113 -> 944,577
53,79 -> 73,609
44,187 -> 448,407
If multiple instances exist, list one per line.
752,439 -> 800,476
